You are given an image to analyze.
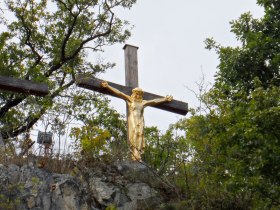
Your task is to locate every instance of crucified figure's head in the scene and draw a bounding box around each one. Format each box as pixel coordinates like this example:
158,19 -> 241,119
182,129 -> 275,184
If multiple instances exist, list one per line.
131,87 -> 143,102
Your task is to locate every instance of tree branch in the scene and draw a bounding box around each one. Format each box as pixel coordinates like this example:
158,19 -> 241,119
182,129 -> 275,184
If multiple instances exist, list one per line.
0,96 -> 26,118
19,10 -> 42,65
61,10 -> 80,62
64,7 -> 115,62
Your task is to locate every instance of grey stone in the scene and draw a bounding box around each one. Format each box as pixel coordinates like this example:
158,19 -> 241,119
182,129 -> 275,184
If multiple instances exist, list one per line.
120,201 -> 138,210
0,133 -> 4,146
127,183 -> 157,200
42,194 -> 51,210
0,162 -> 163,210
114,160 -> 155,184
50,178 -> 89,210
125,183 -> 161,210
113,189 -> 130,206
0,164 -> 9,184
89,177 -> 115,204
8,164 -> 20,183
115,160 -> 148,174
26,195 -> 36,208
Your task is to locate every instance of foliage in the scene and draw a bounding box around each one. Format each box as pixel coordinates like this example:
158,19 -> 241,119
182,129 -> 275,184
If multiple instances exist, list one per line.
69,95 -> 128,161
173,84 -> 279,209
105,204 -> 117,210
143,126 -> 191,178
205,0 -> 280,99
71,125 -> 110,159
0,183 -> 23,210
88,97 -> 128,159
167,1 -> 280,208
0,0 -> 136,140
152,1 -> 280,209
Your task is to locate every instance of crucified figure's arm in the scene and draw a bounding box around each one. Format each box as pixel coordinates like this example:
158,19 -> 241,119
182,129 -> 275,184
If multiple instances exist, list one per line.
143,95 -> 173,107
100,81 -> 131,102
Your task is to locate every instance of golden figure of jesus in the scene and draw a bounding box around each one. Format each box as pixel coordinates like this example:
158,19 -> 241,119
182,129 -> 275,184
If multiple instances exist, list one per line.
101,81 -> 173,161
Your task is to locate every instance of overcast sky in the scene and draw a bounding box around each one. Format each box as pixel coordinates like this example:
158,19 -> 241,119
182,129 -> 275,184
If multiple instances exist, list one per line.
96,0 -> 264,131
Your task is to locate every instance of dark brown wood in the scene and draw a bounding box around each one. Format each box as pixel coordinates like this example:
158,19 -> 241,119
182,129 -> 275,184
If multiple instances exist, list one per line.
123,44 -> 139,88
0,76 -> 49,96
76,75 -> 188,115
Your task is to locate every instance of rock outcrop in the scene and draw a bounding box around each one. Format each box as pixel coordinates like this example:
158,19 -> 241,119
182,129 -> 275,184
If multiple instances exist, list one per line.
0,161 -> 164,210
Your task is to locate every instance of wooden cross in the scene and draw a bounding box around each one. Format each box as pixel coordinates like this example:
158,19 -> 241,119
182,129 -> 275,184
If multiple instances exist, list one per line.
0,76 -> 48,145
0,76 -> 49,96
76,44 -> 188,115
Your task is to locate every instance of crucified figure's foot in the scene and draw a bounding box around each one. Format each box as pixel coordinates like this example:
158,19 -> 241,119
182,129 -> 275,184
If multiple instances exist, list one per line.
131,148 -> 142,161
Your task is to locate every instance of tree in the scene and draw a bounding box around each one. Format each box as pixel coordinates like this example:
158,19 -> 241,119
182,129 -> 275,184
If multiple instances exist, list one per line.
205,0 -> 280,99
176,84 -> 280,209
0,0 -> 136,141
168,1 -> 280,208
70,99 -> 128,161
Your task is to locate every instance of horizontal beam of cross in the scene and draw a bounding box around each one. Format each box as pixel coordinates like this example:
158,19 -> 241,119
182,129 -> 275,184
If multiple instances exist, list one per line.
0,76 -> 49,96
76,74 -> 188,116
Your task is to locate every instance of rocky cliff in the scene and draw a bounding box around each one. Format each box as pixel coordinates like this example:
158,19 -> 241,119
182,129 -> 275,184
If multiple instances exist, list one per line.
0,161 -> 169,210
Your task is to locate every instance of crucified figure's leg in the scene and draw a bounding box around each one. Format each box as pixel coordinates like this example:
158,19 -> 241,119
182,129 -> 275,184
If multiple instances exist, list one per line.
131,146 -> 141,161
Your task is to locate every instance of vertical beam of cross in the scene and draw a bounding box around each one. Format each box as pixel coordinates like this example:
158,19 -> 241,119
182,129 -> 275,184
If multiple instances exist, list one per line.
123,44 -> 140,138
123,45 -> 139,141
123,44 -> 139,88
